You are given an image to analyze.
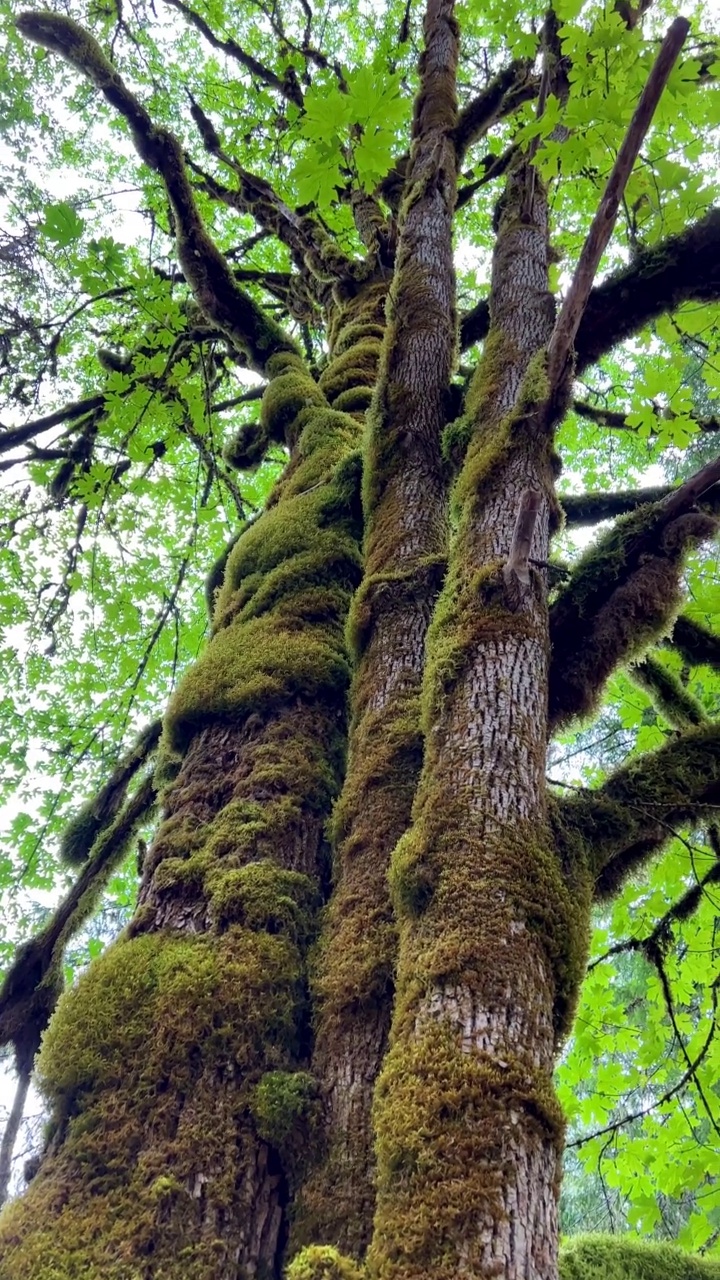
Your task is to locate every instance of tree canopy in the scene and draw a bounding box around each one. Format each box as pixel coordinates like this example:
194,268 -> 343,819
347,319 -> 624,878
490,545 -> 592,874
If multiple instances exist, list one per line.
0,0 -> 719,1273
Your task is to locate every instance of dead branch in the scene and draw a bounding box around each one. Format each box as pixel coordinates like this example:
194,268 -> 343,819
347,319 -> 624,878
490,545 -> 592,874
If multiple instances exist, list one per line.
503,488 -> 541,605
547,16 -> 690,387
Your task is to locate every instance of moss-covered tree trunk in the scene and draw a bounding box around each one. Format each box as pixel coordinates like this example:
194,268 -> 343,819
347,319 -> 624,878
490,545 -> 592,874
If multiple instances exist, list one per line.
4,4 -> 720,1280
0,286 -> 386,1278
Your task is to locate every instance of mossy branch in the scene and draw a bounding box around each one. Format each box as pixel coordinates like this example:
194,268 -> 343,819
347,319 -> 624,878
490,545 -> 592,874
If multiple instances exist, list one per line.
671,615 -> 720,669
561,484 -> 677,526
0,774 -> 156,1075
453,59 -> 536,161
573,398 -> 720,436
16,11 -> 298,374
554,723 -> 720,895
575,204 -> 720,371
549,464 -> 720,728
59,719 -> 161,866
629,653 -> 706,729
164,0 -> 304,107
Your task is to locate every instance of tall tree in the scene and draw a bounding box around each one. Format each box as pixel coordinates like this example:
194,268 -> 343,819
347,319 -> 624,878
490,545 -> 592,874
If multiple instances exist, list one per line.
0,0 -> 719,1276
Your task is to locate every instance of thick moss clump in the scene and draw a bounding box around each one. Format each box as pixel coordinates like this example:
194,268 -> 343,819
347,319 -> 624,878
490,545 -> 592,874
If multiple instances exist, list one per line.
287,1244 -> 365,1280
164,407 -> 363,756
250,1069 -> 320,1159
0,927 -> 307,1277
559,1235 -> 720,1280
549,505 -> 719,728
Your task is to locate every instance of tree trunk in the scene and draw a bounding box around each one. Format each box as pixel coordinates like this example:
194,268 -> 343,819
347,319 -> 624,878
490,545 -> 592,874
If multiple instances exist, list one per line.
295,0 -> 459,1253
0,286 -> 386,1280
369,163 -> 589,1280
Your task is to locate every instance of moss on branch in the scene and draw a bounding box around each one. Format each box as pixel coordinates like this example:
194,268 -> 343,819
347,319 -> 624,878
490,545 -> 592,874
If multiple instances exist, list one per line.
553,722 -> 720,895
17,10 -> 297,374
549,500 -> 719,730
671,615 -> 720,669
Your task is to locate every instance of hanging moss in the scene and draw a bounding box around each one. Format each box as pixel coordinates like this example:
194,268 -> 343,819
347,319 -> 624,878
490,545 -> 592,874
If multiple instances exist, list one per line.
549,505 -> 719,728
630,653 -> 706,729
559,1235 -> 720,1280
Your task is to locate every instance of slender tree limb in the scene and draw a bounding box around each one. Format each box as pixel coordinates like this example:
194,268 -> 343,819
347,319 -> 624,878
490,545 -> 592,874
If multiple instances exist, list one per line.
588,857 -> 720,972
0,397 -> 104,454
0,1067 -> 31,1208
547,16 -> 690,387
17,12 -> 298,374
458,204 -> 720,358
576,204 -> 720,370
566,990 -> 717,1148
561,484 -> 676,525
648,941 -> 720,1139
453,60 -> 535,161
456,145 -> 517,209
0,773 -> 157,1076
163,0 -> 304,106
549,452 -> 720,728
575,397 -> 720,436
671,615 -> 720,669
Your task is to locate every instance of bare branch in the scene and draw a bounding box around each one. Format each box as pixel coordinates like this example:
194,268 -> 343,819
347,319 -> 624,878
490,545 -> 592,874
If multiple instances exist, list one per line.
576,204 -> 720,371
547,16 -> 690,387
504,487 -> 541,604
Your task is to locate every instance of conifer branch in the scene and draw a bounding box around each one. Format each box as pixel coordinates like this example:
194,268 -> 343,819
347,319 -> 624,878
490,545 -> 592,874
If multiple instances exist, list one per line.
16,11 -> 299,374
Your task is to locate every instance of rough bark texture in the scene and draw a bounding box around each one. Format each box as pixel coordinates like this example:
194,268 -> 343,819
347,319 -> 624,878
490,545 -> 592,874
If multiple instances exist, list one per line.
294,0 -> 460,1256
0,291 -> 383,1280
368,160 -> 587,1280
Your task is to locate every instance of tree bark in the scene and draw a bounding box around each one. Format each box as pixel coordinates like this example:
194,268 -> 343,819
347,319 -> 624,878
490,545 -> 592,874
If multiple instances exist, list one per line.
369,160 -> 586,1280
295,0 -> 460,1255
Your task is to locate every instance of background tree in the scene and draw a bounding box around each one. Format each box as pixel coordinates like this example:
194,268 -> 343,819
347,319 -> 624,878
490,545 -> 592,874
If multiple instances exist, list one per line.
0,0 -> 719,1276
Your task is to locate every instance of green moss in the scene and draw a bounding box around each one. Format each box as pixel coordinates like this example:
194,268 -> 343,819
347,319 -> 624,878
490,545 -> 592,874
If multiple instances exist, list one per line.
549,505 -> 719,729
370,1018 -> 564,1280
559,1235 -> 720,1280
331,386 -> 374,414
207,860 -> 320,942
286,1244 -> 365,1280
0,925 -> 308,1276
318,339 -> 383,404
250,1069 -> 320,1153
630,653 -> 706,729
